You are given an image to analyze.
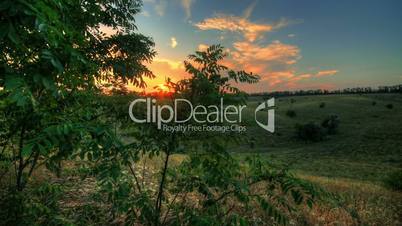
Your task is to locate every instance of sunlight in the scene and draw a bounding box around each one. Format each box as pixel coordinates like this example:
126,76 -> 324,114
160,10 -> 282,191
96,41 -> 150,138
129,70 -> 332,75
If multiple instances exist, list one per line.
156,83 -> 170,92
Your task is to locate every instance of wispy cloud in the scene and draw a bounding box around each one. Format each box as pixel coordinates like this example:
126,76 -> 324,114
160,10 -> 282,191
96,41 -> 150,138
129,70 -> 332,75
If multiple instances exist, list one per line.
192,4 -> 337,91
151,0 -> 167,16
195,14 -> 291,42
197,43 -> 208,51
195,8 -> 303,90
170,37 -> 178,48
316,70 -> 338,77
242,0 -> 258,19
181,0 -> 195,19
232,40 -> 300,65
140,10 -> 150,17
153,58 -> 184,70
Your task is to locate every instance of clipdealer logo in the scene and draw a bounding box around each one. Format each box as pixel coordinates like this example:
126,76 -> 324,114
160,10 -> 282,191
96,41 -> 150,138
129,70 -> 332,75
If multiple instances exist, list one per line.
128,98 -> 275,133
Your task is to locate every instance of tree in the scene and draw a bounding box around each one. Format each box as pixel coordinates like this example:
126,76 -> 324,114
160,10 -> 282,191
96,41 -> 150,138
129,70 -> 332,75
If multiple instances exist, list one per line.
0,1 -> 155,223
97,45 -> 322,225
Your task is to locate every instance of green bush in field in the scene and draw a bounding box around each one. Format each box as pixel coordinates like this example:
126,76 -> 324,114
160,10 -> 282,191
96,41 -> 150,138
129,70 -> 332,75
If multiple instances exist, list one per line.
321,115 -> 340,134
384,170 -> 402,191
286,109 -> 297,118
372,101 -> 377,106
319,102 -> 326,108
295,122 -> 325,142
386,103 -> 394,109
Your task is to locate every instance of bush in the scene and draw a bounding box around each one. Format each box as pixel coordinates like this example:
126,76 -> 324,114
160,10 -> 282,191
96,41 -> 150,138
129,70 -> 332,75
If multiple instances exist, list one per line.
372,101 -> 376,106
386,103 -> 393,109
319,102 -> 326,108
321,115 -> 340,134
286,109 -> 297,118
290,98 -> 296,104
384,170 -> 402,191
296,122 -> 325,142
0,183 -> 66,225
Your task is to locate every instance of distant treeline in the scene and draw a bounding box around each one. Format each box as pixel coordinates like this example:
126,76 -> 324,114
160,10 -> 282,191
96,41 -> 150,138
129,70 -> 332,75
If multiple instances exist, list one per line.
250,84 -> 402,98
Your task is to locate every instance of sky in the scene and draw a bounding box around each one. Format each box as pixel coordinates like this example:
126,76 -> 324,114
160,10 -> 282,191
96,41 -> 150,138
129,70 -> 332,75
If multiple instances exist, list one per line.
131,0 -> 402,93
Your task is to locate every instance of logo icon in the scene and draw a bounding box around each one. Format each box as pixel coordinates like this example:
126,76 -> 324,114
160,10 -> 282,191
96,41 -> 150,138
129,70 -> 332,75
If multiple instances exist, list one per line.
254,98 -> 275,132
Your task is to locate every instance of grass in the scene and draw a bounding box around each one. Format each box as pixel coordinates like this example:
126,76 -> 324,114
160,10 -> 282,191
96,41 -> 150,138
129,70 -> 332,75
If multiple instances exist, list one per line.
230,93 -> 402,225
236,93 -> 402,183
2,93 -> 401,225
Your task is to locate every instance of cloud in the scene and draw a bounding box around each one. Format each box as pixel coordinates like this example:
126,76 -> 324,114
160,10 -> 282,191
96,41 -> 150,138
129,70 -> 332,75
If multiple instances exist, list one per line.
152,58 -> 184,70
140,10 -> 150,17
170,37 -> 178,48
232,40 -> 300,65
197,44 -> 208,51
227,40 -> 303,90
154,0 -> 167,16
316,70 -> 338,77
192,7 -> 332,92
243,0 -> 258,19
195,14 -> 291,42
181,0 -> 194,19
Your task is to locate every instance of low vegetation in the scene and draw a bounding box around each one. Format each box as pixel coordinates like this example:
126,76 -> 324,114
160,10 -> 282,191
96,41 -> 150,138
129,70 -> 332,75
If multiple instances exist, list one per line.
1,0 -> 401,225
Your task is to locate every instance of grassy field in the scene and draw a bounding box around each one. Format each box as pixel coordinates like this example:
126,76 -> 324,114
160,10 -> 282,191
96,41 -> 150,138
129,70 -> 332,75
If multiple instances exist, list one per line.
237,93 -> 402,182
232,93 -> 402,225
2,93 -> 401,225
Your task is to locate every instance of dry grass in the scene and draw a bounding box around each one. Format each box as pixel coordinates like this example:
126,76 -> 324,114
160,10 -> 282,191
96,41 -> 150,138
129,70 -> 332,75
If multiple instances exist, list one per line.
298,174 -> 402,226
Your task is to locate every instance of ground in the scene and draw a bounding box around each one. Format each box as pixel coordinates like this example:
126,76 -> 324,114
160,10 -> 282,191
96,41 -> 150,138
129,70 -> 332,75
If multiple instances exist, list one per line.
2,93 -> 401,225
233,93 -> 402,225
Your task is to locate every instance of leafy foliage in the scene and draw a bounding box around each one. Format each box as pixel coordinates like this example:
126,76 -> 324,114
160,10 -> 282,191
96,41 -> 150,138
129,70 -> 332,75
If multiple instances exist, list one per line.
1,1 -> 328,224
0,0 -> 155,192
0,183 -> 68,226
90,45 -> 326,225
1,1 -> 155,224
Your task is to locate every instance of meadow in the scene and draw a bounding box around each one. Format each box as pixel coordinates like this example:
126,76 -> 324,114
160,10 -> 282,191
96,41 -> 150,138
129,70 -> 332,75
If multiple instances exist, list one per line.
3,93 -> 400,225
234,93 -> 402,225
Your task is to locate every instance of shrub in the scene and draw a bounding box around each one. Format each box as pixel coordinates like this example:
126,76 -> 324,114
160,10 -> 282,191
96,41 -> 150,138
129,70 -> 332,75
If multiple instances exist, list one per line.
286,109 -> 297,118
372,101 -> 376,106
386,104 -> 393,109
0,183 -> 66,225
296,122 -> 325,142
319,102 -> 326,108
290,98 -> 296,104
383,170 -> 402,191
321,115 -> 340,134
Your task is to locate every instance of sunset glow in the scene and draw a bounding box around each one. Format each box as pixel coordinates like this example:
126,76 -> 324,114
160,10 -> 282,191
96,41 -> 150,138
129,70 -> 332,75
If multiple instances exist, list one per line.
130,0 -> 402,93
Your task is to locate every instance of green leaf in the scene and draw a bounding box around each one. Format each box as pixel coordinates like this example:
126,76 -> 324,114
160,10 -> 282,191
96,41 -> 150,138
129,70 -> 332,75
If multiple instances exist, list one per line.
7,23 -> 19,44
22,143 -> 34,157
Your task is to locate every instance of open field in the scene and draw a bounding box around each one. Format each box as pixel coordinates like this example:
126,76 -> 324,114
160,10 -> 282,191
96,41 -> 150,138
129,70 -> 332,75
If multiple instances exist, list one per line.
1,93 -> 401,225
237,93 -> 402,183
232,93 -> 402,225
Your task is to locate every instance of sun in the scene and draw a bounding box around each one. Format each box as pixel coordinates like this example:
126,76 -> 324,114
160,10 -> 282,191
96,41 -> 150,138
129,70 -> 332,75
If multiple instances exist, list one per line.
155,84 -> 170,92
